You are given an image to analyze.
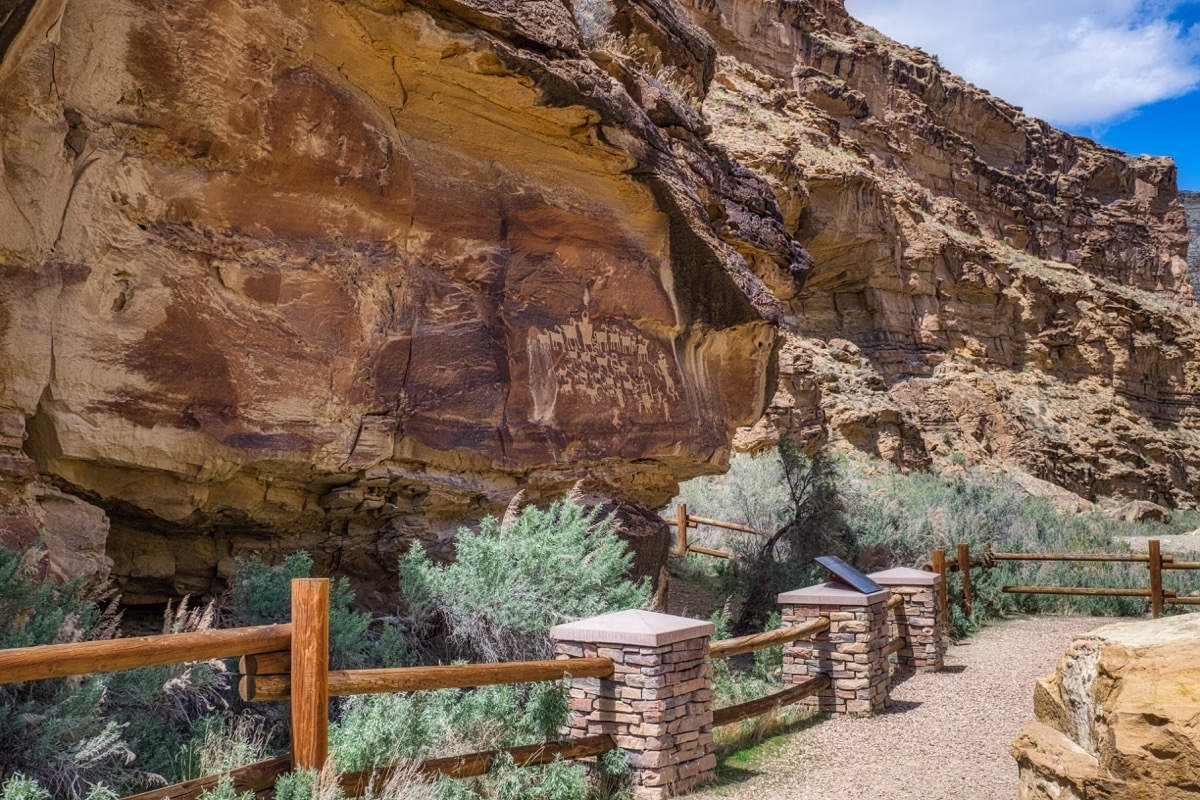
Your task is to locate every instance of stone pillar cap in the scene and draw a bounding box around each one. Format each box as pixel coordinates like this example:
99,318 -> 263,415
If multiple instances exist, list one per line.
868,566 -> 941,586
550,609 -> 714,647
778,581 -> 890,605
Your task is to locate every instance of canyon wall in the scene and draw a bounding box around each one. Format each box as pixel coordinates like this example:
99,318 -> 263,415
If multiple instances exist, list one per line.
681,0 -> 1200,507
0,0 -> 802,599
0,0 -> 1197,600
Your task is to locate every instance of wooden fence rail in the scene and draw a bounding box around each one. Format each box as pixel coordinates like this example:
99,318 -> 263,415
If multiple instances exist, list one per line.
240,658 -> 616,702
931,538 -> 1195,620
0,624 -> 291,686
120,757 -> 292,800
666,504 -> 765,558
711,676 -> 828,727
341,734 -> 619,794
709,617 -> 831,659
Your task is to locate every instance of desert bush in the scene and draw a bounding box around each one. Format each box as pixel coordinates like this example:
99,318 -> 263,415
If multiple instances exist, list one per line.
0,544 -> 135,798
2,485 -> 649,800
399,489 -> 649,662
0,542 -> 272,798
328,682 -> 598,800
571,0 -> 613,47
173,713 -> 273,783
230,552 -> 374,669
675,451 -> 1200,638
707,609 -> 784,710
195,775 -> 254,800
332,489 -> 649,799
843,462 -> 1200,635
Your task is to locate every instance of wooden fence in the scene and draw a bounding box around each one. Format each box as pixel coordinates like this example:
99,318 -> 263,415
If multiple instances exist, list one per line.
667,503 -> 765,559
930,539 -> 1199,620
0,577 -> 860,799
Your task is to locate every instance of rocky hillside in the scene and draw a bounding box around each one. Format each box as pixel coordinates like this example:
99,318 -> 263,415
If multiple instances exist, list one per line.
690,1 -> 1199,508
0,0 -> 1196,600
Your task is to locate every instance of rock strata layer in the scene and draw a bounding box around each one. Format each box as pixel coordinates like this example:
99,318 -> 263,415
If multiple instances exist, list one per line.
1183,191 -> 1200,301
1013,614 -> 1200,799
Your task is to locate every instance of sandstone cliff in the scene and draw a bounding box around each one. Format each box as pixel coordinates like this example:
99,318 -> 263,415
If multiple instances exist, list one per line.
1013,614 -> 1200,799
0,0 -> 1197,600
0,0 -> 805,598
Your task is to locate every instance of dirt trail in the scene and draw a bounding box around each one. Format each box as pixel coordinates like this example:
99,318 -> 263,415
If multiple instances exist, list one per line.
691,616 -> 1108,800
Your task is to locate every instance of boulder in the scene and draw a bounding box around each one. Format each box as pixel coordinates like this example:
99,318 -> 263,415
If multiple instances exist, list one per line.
1107,500 -> 1171,523
1009,471 -> 1095,515
1013,614 -> 1200,799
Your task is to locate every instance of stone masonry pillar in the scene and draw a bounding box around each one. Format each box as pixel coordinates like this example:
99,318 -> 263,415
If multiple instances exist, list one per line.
869,566 -> 945,672
550,610 -> 716,799
778,581 -> 891,716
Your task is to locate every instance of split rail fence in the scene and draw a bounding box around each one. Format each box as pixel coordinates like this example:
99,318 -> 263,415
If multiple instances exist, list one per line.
667,505 -> 1197,622
929,539 -> 1199,620
0,575 -> 917,799
667,503 -> 764,559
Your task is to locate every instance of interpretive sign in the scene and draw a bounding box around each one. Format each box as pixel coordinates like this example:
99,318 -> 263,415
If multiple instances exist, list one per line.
815,555 -> 885,594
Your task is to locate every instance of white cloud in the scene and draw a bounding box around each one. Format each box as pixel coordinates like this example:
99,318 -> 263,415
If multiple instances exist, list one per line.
844,0 -> 1200,126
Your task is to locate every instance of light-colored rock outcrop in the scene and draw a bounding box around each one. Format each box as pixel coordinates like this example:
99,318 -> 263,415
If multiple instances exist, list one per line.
1106,500 -> 1171,523
1013,614 -> 1200,799
1183,191 -> 1200,301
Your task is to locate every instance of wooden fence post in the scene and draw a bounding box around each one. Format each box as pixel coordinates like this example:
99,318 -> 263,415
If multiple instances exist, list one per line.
1149,539 -> 1164,619
291,578 -> 329,772
958,543 -> 973,620
676,503 -> 689,557
932,549 -> 948,626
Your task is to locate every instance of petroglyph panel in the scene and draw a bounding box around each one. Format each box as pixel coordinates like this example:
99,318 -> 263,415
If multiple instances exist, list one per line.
528,314 -> 681,425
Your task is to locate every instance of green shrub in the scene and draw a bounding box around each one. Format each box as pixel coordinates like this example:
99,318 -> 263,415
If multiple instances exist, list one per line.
1,775 -> 49,800
676,442 -> 852,632
230,553 -> 373,669
0,544 -> 140,798
330,680 -> 568,772
844,463 -> 1200,634
331,489 -> 648,799
399,490 -> 649,662
0,544 -> 267,797
195,775 -> 254,800
675,452 -> 1200,638
273,768 -> 348,800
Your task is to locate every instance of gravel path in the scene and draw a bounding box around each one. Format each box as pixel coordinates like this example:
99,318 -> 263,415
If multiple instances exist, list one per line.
691,616 -> 1108,800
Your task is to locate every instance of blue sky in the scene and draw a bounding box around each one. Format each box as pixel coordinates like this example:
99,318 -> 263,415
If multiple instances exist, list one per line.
846,1 -> 1200,190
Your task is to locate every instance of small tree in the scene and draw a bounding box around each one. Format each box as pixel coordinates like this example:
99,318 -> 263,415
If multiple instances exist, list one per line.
730,439 -> 850,633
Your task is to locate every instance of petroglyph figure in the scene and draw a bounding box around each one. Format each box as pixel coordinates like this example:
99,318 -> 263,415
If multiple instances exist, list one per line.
528,313 -> 681,424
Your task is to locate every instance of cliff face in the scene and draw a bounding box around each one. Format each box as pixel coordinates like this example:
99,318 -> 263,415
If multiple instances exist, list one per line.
1183,191 -> 1200,301
1,0 -> 1197,599
682,0 -> 1200,506
0,0 -> 801,599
